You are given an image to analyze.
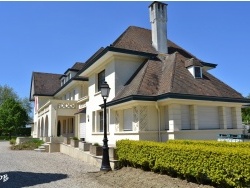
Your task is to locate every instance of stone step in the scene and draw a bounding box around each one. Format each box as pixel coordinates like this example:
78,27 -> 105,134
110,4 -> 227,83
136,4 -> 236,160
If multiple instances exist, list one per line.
34,148 -> 46,152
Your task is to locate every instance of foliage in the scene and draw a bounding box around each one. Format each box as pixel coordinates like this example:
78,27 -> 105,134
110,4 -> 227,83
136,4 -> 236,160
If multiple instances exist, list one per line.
9,138 -> 16,145
0,85 -> 18,105
0,136 -> 17,141
72,136 -> 79,140
93,143 -> 100,146
0,98 -> 29,139
241,93 -> 250,125
116,140 -> 250,188
0,84 -> 32,124
242,107 -> 250,125
11,139 -> 44,150
16,128 -> 31,136
242,93 -> 250,125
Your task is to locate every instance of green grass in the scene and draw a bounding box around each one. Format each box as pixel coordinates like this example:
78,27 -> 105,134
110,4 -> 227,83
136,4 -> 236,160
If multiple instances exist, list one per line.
11,139 -> 44,150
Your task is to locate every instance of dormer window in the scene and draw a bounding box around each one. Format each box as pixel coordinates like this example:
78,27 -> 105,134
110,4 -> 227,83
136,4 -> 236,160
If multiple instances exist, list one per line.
194,66 -> 202,78
185,58 -> 203,79
61,78 -> 65,86
67,73 -> 71,81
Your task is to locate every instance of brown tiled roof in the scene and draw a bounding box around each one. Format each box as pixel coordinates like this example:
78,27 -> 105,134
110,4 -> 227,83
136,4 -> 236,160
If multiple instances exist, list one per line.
112,26 -> 197,59
185,58 -> 203,68
71,62 -> 85,71
32,72 -> 62,96
114,52 -> 243,101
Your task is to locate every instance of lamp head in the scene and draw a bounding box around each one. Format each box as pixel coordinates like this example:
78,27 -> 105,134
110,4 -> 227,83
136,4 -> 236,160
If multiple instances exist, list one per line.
100,81 -> 110,99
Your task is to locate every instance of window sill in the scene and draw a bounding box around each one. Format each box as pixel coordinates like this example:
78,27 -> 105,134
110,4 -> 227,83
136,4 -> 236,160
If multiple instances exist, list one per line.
94,91 -> 101,96
92,132 -> 110,135
114,131 -> 138,135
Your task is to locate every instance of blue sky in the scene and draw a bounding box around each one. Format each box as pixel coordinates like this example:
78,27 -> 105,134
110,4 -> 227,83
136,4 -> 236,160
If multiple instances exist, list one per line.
0,1 -> 250,99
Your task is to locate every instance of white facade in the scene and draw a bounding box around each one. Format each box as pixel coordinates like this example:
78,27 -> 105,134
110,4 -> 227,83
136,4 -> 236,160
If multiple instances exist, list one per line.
30,2 -> 248,146
31,52 -> 245,146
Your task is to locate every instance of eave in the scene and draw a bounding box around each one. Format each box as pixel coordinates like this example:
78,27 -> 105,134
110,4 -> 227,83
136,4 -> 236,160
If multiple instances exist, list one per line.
76,46 -> 157,77
104,93 -> 250,108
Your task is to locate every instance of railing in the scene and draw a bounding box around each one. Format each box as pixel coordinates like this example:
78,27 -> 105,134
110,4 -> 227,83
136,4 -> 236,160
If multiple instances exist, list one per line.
218,134 -> 250,142
37,100 -> 77,117
58,103 -> 76,109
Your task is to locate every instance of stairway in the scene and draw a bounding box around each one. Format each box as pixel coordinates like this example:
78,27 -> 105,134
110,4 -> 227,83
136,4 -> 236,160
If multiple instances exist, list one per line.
34,143 -> 50,152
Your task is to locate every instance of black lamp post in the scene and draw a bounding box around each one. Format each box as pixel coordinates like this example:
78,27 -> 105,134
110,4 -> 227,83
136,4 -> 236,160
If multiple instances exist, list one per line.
100,81 -> 112,171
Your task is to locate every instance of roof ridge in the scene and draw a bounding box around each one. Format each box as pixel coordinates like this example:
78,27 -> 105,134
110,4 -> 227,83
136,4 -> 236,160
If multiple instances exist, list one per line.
111,26 -> 151,46
33,71 -> 63,76
111,26 -> 132,47
169,52 -> 178,92
136,60 -> 150,95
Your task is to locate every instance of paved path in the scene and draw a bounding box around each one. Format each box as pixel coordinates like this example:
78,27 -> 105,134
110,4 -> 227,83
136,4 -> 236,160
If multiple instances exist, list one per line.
0,141 -> 109,188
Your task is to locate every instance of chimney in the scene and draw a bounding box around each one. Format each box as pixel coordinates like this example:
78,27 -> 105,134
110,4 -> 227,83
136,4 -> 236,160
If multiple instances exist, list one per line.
149,1 -> 168,54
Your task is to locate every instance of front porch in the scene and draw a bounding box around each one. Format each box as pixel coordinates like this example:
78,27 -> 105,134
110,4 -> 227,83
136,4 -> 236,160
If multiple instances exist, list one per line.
33,100 -> 79,140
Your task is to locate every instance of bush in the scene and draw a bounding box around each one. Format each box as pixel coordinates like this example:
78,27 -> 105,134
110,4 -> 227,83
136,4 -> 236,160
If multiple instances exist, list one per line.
116,140 -> 250,187
72,136 -> 79,141
9,139 -> 16,145
11,139 -> 44,150
93,143 -> 100,146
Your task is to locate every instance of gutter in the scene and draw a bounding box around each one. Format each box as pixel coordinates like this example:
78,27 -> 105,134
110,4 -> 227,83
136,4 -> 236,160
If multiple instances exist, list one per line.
155,102 -> 161,142
105,93 -> 250,107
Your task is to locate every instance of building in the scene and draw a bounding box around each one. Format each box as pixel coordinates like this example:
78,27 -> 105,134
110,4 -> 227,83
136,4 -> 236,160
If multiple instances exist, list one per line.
29,2 -> 250,145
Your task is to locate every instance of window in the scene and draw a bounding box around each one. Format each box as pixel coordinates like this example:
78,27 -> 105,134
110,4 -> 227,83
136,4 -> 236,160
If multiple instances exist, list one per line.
69,92 -> 71,100
67,73 -> 71,81
99,111 -> 104,132
73,90 -> 75,100
98,70 -> 105,92
61,79 -> 64,86
123,108 -> 133,131
194,66 -> 202,78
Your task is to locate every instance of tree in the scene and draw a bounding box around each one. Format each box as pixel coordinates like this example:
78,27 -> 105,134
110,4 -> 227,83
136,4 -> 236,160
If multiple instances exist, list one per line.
242,107 -> 250,124
0,84 -> 32,122
242,94 -> 250,133
0,98 -> 29,139
0,85 -> 18,105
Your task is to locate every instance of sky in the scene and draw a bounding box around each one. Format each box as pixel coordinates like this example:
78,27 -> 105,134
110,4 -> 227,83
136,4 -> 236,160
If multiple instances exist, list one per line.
0,1 -> 250,100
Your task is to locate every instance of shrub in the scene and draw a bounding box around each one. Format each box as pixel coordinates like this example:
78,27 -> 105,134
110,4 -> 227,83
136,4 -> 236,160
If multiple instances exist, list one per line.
9,138 -> 16,145
72,137 -> 79,140
11,139 -> 44,150
116,140 -> 250,187
93,143 -> 100,146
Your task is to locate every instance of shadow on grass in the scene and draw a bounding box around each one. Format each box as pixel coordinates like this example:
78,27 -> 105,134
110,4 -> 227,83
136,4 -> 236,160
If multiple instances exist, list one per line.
0,171 -> 67,188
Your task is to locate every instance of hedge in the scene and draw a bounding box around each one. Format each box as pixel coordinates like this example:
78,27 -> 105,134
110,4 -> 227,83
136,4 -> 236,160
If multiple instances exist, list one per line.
116,140 -> 250,188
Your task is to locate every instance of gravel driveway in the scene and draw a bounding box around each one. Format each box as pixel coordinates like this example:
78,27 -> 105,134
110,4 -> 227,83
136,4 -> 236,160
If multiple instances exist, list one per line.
0,141 -> 214,188
0,141 -> 108,188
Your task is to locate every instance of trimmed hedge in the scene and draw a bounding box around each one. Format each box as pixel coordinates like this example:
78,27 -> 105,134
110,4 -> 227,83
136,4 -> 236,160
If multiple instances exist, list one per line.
116,140 -> 250,188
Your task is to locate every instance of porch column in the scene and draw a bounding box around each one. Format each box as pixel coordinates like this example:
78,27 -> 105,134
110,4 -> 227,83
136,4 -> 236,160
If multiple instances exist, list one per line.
232,107 -> 242,129
37,120 -> 40,137
74,117 -> 78,138
168,104 -> 181,131
218,106 -> 227,129
66,119 -> 69,134
190,105 -> 198,130
94,110 -> 98,132
77,114 -> 80,139
50,104 -> 57,137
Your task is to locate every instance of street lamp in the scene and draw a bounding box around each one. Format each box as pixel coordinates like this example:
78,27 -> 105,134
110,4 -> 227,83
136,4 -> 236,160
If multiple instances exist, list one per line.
100,81 -> 112,171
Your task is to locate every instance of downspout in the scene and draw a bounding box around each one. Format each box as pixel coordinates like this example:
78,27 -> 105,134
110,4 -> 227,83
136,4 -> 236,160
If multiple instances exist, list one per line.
155,102 -> 161,142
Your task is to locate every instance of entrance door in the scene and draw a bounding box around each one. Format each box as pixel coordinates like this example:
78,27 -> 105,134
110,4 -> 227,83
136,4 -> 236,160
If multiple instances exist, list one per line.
57,121 -> 61,137
80,114 -> 86,140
